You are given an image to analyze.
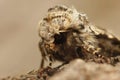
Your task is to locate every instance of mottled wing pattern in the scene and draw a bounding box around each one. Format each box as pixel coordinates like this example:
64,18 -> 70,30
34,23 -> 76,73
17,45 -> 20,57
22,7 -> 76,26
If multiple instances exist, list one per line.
38,5 -> 120,69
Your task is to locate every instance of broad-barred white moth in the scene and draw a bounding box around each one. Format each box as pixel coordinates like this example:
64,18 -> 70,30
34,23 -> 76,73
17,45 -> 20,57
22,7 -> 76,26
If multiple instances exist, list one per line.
38,5 -> 120,79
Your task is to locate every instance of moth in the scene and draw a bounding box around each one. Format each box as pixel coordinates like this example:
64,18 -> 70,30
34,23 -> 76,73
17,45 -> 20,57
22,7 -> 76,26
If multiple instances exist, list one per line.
38,5 -> 120,79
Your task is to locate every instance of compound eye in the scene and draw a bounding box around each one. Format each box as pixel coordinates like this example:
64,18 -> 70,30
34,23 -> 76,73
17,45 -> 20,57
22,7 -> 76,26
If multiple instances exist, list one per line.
79,24 -> 85,29
54,32 -> 67,44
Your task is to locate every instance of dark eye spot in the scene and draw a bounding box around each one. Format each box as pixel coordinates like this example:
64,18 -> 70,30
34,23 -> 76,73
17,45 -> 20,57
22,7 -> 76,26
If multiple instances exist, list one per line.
79,24 -> 85,29
54,32 -> 67,44
76,47 -> 85,59
112,38 -> 120,45
43,18 -> 49,22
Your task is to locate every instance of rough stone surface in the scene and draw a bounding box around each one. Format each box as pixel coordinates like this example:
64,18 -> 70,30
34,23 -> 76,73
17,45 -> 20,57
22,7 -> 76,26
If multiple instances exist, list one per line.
49,59 -> 120,80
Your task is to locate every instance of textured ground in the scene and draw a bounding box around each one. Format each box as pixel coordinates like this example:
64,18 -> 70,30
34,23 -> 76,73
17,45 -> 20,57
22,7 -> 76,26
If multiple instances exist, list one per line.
49,59 -> 120,80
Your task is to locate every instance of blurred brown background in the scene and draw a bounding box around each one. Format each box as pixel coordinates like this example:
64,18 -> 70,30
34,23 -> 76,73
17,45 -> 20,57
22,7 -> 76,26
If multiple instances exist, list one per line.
0,0 -> 120,78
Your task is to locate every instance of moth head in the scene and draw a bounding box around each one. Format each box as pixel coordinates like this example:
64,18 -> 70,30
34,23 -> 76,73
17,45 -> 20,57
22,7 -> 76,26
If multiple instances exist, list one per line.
38,5 -> 88,44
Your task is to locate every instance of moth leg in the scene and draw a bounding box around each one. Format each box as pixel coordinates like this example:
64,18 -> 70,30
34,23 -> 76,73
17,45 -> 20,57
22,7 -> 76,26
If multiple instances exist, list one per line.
38,61 -> 69,79
39,42 -> 47,69
48,61 -> 69,75
40,58 -> 44,69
